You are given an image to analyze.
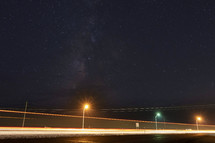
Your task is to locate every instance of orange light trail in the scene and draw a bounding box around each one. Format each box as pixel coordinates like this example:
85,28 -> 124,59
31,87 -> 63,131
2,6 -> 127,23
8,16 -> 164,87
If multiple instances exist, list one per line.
0,116 -> 31,120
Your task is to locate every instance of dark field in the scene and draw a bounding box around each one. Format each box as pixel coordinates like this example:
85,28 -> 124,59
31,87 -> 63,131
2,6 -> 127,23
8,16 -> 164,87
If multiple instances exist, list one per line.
1,134 -> 215,143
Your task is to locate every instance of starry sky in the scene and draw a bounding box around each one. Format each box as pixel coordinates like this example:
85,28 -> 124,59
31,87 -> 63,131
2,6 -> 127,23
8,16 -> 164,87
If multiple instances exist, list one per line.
1,0 -> 215,109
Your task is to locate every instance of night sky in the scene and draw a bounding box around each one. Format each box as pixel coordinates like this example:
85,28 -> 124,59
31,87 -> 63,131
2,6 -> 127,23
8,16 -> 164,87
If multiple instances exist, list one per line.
1,0 -> 215,110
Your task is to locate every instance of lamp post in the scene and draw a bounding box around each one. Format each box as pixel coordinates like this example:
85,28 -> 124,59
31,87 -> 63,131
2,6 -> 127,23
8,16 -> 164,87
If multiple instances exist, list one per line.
196,116 -> 201,131
82,104 -> 89,129
155,112 -> 161,130
22,101 -> 28,127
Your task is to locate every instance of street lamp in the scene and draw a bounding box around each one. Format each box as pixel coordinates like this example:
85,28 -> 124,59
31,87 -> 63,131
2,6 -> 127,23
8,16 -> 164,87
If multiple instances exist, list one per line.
82,104 -> 89,129
196,116 -> 202,131
155,112 -> 161,130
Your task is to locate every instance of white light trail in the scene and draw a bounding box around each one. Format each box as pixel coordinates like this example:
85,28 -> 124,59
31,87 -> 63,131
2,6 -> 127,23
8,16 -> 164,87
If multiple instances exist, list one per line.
0,127 -> 215,139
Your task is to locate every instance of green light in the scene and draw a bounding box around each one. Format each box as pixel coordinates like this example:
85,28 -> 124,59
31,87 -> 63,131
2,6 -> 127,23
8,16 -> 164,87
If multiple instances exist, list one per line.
156,113 -> 161,117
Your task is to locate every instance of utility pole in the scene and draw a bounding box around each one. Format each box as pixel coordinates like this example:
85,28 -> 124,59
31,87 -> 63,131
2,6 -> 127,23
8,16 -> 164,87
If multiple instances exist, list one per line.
22,101 -> 28,127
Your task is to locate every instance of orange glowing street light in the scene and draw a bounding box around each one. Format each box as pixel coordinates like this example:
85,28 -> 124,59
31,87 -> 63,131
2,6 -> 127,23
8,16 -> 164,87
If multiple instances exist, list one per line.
196,116 -> 202,131
84,104 -> 89,109
197,117 -> 201,121
82,104 -> 89,129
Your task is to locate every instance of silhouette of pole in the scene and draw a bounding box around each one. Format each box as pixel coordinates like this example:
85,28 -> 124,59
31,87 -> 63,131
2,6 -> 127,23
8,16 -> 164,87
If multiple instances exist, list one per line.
22,101 -> 28,127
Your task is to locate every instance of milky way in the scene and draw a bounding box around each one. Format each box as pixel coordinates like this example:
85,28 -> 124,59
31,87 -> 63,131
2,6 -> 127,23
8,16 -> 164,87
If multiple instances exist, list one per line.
0,0 -> 215,111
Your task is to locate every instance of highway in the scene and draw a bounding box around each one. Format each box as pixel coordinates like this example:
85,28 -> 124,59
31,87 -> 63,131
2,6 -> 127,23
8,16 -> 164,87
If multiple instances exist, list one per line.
1,127 -> 215,139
